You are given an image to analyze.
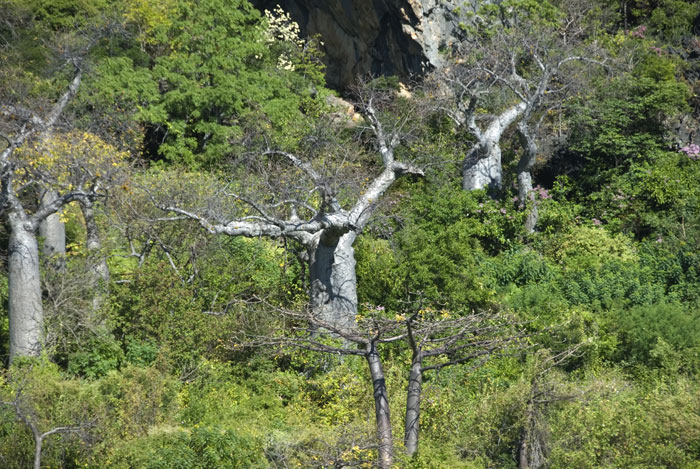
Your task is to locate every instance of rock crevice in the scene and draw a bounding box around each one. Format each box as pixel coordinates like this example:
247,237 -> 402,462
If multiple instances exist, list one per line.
254,0 -> 466,88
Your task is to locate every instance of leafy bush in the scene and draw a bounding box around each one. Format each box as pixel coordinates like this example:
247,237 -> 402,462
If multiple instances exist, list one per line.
67,334 -> 125,379
105,426 -> 267,469
610,302 -> 700,370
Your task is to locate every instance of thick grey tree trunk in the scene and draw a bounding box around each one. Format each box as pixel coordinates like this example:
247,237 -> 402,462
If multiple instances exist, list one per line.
309,230 -> 357,332
366,340 -> 393,469
7,215 -> 43,362
404,351 -> 423,457
80,199 -> 110,312
38,190 -> 66,265
517,123 -> 538,233
462,102 -> 527,191
462,141 -> 504,191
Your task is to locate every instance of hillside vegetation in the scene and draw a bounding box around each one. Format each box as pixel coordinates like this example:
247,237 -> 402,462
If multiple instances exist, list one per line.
1,0 -> 699,467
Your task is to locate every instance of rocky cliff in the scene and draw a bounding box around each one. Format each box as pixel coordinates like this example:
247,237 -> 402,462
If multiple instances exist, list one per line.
253,0 -> 473,89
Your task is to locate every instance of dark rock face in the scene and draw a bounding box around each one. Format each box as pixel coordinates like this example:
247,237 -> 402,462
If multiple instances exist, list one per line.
253,0 -> 470,89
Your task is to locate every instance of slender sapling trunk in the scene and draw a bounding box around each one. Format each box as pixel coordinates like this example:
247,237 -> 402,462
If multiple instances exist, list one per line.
366,340 -> 393,469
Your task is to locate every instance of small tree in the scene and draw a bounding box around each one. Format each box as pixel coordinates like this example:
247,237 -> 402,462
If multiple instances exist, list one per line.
517,346 -> 586,469
1,363 -> 98,469
402,306 -> 523,457
239,301 -> 523,466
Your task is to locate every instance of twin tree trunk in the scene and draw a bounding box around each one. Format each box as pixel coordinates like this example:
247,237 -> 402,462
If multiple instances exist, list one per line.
7,198 -> 108,362
7,215 -> 43,360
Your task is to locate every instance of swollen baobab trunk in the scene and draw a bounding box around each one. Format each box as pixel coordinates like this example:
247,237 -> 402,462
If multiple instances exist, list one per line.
462,102 -> 527,191
309,231 -> 358,332
7,215 -> 44,360
462,140 -> 504,191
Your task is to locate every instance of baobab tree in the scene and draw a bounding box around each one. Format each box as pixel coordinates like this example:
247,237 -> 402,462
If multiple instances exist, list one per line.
1,64 -> 83,361
155,82 -> 427,332
435,0 -> 607,213
1,62 -> 127,361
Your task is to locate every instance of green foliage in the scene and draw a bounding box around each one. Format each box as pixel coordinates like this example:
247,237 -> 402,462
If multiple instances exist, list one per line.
97,364 -> 179,438
105,426 -> 267,469
2,0 -> 700,466
610,302 -> 700,370
0,359 -> 106,468
569,72 -> 689,182
5,0 -> 111,31
355,237 -> 403,311
381,184 -> 530,310
464,0 -> 562,37
109,0 -> 329,167
544,225 -> 637,270
627,0 -> 700,44
67,334 -> 125,379
640,235 -> 700,304
548,373 -> 700,468
568,31 -> 687,158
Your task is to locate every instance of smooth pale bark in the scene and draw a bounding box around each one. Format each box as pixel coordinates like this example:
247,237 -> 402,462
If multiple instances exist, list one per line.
404,351 -> 423,457
39,190 -> 66,262
7,216 -> 43,361
517,123 -> 538,233
462,102 -> 527,191
462,141 -> 504,191
366,340 -> 393,469
309,230 -> 357,332
161,103 -> 422,334
80,199 -> 110,312
1,68 -> 83,362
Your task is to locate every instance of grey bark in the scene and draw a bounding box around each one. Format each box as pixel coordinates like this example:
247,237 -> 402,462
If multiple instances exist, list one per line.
7,215 -> 43,361
162,103 -> 423,333
462,140 -> 503,191
404,351 -> 423,457
39,190 -> 66,261
366,340 -> 393,469
80,199 -> 110,312
518,396 -> 546,469
462,102 -> 527,191
5,189 -> 87,362
516,122 -> 538,233
1,67 -> 84,362
309,230 -> 357,333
